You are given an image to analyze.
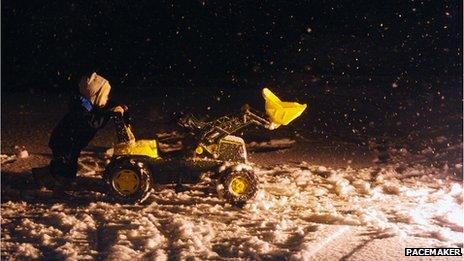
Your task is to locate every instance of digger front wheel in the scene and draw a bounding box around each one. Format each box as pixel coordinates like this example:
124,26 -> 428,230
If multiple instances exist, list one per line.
221,168 -> 258,207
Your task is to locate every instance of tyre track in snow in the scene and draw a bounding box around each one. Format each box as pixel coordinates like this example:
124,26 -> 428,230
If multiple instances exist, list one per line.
1,202 -> 99,260
156,217 -> 181,260
1,206 -> 65,259
92,211 -> 118,260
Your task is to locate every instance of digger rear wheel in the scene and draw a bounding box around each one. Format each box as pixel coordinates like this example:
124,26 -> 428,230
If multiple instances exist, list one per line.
105,157 -> 153,204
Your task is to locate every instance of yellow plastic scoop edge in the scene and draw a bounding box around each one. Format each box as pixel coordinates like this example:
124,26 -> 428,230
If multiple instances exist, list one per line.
262,88 -> 307,126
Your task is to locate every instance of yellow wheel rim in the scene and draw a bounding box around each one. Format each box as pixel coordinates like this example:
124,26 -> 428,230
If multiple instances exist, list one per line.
229,176 -> 249,196
113,169 -> 140,195
195,146 -> 203,155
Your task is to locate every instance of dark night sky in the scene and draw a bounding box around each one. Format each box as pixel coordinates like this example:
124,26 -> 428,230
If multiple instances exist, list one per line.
2,0 -> 462,95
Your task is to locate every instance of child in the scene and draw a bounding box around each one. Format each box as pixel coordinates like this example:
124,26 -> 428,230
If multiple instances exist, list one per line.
34,72 -> 127,190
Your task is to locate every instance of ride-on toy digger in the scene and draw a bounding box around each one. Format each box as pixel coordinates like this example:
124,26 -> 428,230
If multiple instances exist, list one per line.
104,88 -> 307,206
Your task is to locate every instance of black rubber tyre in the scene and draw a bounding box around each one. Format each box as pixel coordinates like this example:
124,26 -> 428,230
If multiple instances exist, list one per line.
104,157 -> 153,204
221,168 -> 258,207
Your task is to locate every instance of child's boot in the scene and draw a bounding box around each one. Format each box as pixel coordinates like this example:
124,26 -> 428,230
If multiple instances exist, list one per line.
32,166 -> 73,191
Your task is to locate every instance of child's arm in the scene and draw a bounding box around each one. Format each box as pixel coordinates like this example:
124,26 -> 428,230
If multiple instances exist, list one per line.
76,97 -> 129,129
105,100 -> 128,115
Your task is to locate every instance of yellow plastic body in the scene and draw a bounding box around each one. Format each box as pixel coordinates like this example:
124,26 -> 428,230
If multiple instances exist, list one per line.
113,139 -> 159,158
262,88 -> 307,127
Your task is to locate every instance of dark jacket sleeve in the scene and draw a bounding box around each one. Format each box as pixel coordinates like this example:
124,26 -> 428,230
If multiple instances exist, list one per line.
49,98 -> 115,153
85,107 -> 112,129
81,98 -> 120,129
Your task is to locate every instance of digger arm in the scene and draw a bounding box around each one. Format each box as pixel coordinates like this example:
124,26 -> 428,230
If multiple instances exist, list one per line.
199,107 -> 273,145
184,88 -> 307,145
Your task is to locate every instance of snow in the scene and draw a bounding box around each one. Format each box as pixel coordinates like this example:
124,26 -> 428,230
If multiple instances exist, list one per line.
247,138 -> 296,152
15,243 -> 42,259
0,154 -> 16,164
1,152 -> 463,259
218,162 -> 253,173
14,145 -> 29,159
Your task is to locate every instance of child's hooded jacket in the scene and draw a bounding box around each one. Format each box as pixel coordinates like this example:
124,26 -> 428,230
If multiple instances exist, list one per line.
49,73 -> 114,155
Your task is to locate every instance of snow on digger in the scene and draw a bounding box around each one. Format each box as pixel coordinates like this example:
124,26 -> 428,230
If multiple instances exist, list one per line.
104,88 -> 307,206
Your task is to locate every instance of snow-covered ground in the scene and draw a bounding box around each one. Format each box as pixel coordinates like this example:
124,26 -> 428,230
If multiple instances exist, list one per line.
1,144 -> 462,260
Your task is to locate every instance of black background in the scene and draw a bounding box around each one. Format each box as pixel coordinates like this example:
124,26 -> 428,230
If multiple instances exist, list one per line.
3,0 -> 461,94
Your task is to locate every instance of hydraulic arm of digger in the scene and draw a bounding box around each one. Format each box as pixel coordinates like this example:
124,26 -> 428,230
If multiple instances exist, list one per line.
184,88 -> 307,146
198,106 -> 272,145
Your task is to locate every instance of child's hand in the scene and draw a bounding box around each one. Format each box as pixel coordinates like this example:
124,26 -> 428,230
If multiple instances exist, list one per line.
111,105 -> 128,114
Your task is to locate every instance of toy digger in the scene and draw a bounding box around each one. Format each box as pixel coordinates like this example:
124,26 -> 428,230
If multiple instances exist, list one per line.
104,88 -> 307,206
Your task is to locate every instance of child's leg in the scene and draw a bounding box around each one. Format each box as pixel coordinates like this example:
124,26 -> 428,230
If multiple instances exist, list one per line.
49,151 -> 79,185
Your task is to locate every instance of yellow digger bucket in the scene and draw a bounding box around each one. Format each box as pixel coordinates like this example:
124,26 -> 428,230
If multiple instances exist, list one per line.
262,88 -> 307,127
